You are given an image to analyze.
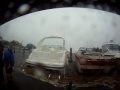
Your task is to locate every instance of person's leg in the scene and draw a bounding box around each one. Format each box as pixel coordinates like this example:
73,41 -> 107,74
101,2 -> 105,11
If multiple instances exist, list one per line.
0,68 -> 4,83
6,67 -> 13,81
9,67 -> 13,81
6,74 -> 10,81
10,73 -> 13,81
6,68 -> 10,81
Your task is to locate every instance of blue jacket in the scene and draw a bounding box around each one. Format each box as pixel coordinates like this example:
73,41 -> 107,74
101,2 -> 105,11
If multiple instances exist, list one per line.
4,49 -> 14,67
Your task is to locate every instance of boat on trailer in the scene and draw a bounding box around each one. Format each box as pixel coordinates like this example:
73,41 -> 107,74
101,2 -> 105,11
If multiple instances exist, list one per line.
75,47 -> 115,73
26,36 -> 68,71
102,42 -> 120,69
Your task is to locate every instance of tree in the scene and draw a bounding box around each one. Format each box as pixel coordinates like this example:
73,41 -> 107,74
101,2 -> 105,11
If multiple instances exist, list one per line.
3,40 -> 9,46
110,40 -> 114,43
26,43 -> 36,50
92,47 -> 102,52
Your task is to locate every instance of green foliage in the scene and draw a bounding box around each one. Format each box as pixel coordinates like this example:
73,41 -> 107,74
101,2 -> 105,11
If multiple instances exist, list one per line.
3,40 -> 24,48
26,43 -> 36,50
92,47 -> 102,52
3,40 -> 9,46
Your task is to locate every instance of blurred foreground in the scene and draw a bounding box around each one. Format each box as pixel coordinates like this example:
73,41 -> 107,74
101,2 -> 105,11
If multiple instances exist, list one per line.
1,49 -> 120,90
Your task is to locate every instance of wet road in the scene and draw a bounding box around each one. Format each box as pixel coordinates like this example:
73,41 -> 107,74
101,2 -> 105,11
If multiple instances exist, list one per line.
1,69 -> 64,90
1,50 -> 120,90
1,69 -> 112,90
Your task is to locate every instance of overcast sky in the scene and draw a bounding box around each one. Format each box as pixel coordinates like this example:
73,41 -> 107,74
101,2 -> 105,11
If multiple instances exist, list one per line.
0,7 -> 120,51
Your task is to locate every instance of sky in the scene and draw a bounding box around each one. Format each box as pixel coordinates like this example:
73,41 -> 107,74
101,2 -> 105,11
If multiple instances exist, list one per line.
0,7 -> 120,51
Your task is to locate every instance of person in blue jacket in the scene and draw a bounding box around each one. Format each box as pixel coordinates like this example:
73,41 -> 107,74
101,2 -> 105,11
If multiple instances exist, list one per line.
4,43 -> 14,81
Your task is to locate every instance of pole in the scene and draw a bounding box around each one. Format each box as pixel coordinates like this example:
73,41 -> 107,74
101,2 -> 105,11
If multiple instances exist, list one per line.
69,48 -> 72,62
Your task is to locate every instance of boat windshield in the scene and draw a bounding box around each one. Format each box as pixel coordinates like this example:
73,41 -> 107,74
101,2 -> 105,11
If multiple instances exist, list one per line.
41,38 -> 64,49
79,47 -> 86,51
42,45 -> 63,48
106,44 -> 120,51
109,44 -> 120,51
86,48 -> 93,51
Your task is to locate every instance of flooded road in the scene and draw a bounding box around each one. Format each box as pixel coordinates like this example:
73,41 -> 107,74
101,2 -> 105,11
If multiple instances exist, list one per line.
14,50 -> 120,90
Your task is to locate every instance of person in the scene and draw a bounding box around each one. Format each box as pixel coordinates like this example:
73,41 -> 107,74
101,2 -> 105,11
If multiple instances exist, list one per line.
0,36 -> 4,83
3,43 -> 14,81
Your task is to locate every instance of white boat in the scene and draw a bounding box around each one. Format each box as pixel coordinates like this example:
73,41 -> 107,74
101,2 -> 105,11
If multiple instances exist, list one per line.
102,42 -> 120,69
75,47 -> 115,73
102,43 -> 120,58
26,36 -> 68,70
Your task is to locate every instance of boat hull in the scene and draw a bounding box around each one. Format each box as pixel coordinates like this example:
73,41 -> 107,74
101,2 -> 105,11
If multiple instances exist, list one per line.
75,54 -> 115,73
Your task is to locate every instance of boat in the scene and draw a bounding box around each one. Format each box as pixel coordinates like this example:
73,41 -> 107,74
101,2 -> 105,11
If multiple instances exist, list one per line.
75,47 -> 115,73
102,43 -> 120,57
26,36 -> 68,70
102,42 -> 120,69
